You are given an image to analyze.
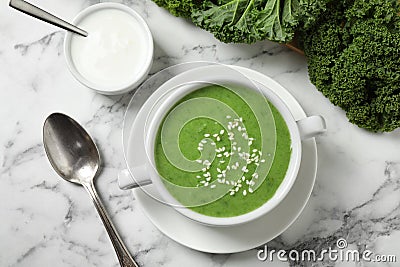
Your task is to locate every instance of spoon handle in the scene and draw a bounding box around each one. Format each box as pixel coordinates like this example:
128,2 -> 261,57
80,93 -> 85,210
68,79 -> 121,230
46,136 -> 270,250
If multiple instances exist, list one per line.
83,181 -> 139,267
9,0 -> 88,37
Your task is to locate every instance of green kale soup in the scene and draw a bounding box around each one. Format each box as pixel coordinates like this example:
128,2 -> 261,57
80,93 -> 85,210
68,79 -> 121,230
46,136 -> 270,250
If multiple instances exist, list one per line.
154,85 -> 291,217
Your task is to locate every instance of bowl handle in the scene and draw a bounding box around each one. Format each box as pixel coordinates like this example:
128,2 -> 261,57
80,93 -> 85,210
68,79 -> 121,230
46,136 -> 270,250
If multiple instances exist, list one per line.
296,115 -> 326,140
118,165 -> 152,190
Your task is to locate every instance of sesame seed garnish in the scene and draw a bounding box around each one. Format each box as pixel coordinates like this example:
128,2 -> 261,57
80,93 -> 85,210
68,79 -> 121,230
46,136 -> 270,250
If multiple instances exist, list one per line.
195,115 -> 266,193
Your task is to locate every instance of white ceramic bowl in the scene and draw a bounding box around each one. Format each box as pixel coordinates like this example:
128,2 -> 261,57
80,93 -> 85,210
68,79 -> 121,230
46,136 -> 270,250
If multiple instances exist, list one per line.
64,3 -> 153,95
121,65 -> 326,226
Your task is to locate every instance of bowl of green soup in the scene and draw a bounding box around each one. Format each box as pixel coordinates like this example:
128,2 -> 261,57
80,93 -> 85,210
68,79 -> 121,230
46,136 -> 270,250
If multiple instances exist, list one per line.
120,64 -> 326,226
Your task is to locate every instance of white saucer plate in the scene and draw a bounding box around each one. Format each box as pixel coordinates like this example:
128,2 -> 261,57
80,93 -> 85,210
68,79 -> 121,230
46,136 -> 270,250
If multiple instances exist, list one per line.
129,65 -> 317,254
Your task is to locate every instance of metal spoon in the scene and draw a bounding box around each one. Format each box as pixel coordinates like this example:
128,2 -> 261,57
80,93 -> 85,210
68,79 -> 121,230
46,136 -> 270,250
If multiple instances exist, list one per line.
43,113 -> 138,267
9,0 -> 88,37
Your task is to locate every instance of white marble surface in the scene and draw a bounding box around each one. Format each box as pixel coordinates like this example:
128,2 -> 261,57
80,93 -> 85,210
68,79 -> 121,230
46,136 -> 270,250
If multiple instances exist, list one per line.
1,0 -> 400,266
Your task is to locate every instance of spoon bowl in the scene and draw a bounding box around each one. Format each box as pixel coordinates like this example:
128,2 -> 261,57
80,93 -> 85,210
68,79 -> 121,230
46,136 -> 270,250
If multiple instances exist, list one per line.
43,113 -> 138,267
43,113 -> 99,184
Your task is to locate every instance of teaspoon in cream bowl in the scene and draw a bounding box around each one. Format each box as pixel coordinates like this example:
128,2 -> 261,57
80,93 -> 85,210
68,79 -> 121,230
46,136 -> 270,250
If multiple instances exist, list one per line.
43,112 -> 139,267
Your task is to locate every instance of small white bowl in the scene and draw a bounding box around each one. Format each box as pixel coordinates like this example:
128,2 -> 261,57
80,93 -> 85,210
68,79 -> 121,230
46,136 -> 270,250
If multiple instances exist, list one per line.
64,3 -> 153,95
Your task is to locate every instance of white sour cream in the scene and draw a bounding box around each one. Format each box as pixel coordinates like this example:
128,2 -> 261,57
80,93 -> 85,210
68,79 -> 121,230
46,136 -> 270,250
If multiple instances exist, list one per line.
70,8 -> 149,89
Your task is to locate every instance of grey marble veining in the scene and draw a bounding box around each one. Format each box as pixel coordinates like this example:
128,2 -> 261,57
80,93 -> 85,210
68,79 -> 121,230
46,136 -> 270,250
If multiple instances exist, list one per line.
1,0 -> 399,267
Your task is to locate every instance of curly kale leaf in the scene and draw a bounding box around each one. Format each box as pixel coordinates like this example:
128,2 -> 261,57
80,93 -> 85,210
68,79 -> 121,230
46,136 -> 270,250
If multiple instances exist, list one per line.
254,0 -> 299,42
300,0 -> 400,132
192,0 -> 300,43
296,0 -> 332,29
152,0 -> 203,18
153,0 -> 330,43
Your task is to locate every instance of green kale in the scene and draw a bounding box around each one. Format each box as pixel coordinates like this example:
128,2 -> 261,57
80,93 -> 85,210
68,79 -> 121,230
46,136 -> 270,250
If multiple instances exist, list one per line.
192,0 -> 299,43
299,0 -> 400,132
152,0 -> 203,18
153,0 -> 329,43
